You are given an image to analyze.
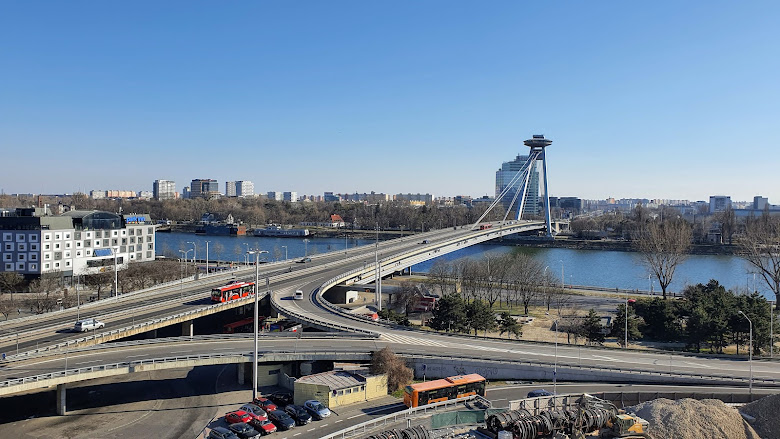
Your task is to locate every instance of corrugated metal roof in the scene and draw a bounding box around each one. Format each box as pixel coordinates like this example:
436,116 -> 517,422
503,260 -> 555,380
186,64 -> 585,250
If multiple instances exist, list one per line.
296,370 -> 369,390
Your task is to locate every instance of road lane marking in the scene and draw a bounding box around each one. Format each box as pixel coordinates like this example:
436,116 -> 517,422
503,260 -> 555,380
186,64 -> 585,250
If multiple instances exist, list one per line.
592,355 -> 618,362
684,361 -> 714,368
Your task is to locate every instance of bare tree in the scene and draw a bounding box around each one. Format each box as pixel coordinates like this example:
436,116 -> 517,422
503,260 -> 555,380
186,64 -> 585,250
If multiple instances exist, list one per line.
633,218 -> 692,299
509,254 -> 544,314
740,214 -> 780,302
0,298 -> 14,320
0,272 -> 24,304
370,347 -> 413,393
717,206 -> 737,245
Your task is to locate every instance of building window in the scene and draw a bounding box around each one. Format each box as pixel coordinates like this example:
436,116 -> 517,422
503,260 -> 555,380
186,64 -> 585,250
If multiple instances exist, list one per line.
147,243 -> 153,250
64,233 -> 71,239
148,227 -> 153,234
102,239 -> 109,247
44,243 -> 50,250
76,251 -> 82,257
146,236 -> 153,242
86,250 -> 92,256
130,237 -> 136,244
121,230 -> 126,236
121,238 -> 127,245
65,242 -> 72,249
136,253 -> 142,260
54,262 -> 60,268
5,263 -> 12,270
54,252 -> 62,260
44,233 -> 51,241
76,242 -> 82,248
30,243 -> 38,251
29,263 -> 37,271
30,254 -> 37,261
64,251 -> 71,258
2,233 -> 11,241
44,263 -> 50,269
112,230 -> 118,237
3,254 -> 11,261
4,243 -> 11,251
129,229 -> 134,236
55,233 -> 61,240
44,253 -> 51,260
16,234 -> 25,242
16,262 -> 24,270
74,232 -> 81,240
84,240 -> 91,247
17,243 -> 26,251
55,243 -> 60,250
146,251 -> 152,259
66,261 -> 71,267
86,232 -> 92,238
29,234 -> 38,242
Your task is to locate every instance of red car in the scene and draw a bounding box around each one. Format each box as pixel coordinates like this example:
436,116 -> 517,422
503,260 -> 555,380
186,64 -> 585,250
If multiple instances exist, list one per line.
225,410 -> 253,424
252,397 -> 278,412
249,418 -> 277,435
239,404 -> 268,422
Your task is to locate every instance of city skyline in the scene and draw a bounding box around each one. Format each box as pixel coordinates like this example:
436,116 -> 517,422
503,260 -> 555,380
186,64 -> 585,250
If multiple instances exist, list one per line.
3,2 -> 779,200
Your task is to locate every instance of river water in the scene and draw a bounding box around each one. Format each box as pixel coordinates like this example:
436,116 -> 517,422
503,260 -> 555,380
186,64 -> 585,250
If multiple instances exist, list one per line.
156,232 -> 770,298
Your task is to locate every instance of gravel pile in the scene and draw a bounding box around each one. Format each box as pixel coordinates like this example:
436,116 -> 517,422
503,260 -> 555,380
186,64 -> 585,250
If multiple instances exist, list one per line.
627,398 -> 760,439
740,394 -> 780,439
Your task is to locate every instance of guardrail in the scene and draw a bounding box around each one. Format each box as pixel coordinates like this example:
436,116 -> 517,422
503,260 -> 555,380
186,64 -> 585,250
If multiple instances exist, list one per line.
5,291 -> 270,360
321,395 -> 477,439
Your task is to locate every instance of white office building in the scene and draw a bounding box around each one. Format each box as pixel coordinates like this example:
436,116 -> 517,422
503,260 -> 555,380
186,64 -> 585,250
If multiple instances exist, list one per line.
227,181 -> 254,198
0,208 -> 156,280
153,180 -> 176,200
283,191 -> 298,203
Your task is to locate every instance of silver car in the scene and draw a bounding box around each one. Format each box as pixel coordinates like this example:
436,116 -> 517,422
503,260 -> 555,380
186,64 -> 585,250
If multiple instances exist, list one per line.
303,400 -> 330,420
74,318 -> 105,332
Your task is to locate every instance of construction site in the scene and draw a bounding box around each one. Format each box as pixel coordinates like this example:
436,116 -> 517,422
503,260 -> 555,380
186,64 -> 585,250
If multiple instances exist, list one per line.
359,392 -> 780,439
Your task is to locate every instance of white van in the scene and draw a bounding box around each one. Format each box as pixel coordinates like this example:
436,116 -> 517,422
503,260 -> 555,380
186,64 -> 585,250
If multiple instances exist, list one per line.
294,289 -> 304,300
74,318 -> 105,332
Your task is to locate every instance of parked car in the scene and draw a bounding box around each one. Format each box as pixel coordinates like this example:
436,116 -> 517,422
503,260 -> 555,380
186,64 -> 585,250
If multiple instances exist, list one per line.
73,318 -> 105,332
207,426 -> 240,439
526,389 -> 554,398
296,257 -> 312,263
252,397 -> 278,413
225,410 -> 253,424
267,409 -> 296,431
239,404 -> 268,422
248,418 -> 277,435
268,391 -> 294,407
227,422 -> 262,439
303,400 -> 331,420
284,404 -> 312,425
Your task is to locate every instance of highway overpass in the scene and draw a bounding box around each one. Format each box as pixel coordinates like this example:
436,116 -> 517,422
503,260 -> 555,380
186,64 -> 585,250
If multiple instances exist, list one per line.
4,220 -> 778,415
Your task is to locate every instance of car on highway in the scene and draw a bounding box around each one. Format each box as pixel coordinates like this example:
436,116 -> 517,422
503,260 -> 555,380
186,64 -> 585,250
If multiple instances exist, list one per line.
284,404 -> 312,425
225,410 -> 253,424
252,397 -> 278,412
303,400 -> 331,420
239,404 -> 268,421
293,289 -> 304,300
248,418 -> 277,435
268,391 -> 294,407
267,409 -> 296,430
73,318 -> 105,332
527,389 -> 554,398
207,426 -> 240,439
296,257 -> 312,263
227,422 -> 262,439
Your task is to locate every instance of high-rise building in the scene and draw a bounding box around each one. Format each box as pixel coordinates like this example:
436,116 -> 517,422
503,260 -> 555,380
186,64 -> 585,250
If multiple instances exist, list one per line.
395,193 -> 434,205
283,191 -> 297,203
496,154 -> 540,216
225,181 -> 237,197
709,196 -> 732,214
754,196 -> 769,211
190,179 -> 220,199
267,191 -> 284,201
323,192 -> 341,202
153,180 -> 176,200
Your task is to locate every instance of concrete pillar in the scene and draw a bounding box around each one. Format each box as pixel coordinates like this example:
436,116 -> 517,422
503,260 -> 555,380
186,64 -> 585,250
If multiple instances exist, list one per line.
56,384 -> 67,415
181,320 -> 194,337
237,363 -> 246,385
300,361 -> 313,376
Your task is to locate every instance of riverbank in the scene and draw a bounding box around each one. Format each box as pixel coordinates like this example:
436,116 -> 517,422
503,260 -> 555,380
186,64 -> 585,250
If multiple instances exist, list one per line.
498,236 -> 739,256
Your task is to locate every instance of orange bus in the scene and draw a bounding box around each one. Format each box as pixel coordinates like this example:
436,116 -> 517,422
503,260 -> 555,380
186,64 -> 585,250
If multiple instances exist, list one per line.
403,374 -> 486,407
211,281 -> 255,303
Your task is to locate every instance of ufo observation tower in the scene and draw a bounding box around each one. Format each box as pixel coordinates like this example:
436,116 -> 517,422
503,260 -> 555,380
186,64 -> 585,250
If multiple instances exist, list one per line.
473,134 -> 553,237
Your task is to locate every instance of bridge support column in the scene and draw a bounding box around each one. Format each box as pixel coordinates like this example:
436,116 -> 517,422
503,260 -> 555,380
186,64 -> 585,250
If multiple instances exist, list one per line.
237,363 -> 246,385
181,320 -> 194,337
56,384 -> 67,415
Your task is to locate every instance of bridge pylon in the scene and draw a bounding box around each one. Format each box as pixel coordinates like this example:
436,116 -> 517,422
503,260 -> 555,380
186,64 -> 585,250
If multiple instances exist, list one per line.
522,135 -> 553,238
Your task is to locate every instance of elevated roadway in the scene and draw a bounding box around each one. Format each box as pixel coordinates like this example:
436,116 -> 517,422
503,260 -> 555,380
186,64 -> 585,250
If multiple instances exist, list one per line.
4,220 -> 778,406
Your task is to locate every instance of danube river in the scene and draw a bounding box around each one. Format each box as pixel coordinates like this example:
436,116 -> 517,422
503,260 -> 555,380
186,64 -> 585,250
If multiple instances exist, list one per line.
156,232 -> 771,298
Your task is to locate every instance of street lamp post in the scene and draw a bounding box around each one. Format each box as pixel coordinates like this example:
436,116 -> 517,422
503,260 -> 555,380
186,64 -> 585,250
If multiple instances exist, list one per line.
246,249 -> 268,401
179,249 -> 192,299
187,241 -> 196,264
113,247 -> 119,297
738,310 -> 753,397
553,319 -> 559,395
204,241 -> 211,275
303,239 -> 309,257
282,246 -> 288,262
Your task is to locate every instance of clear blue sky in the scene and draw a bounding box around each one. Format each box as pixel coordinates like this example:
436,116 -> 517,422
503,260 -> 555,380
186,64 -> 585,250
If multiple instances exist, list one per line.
2,1 -> 779,202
